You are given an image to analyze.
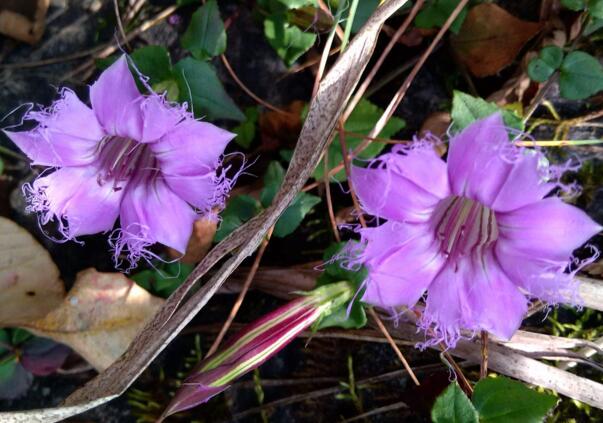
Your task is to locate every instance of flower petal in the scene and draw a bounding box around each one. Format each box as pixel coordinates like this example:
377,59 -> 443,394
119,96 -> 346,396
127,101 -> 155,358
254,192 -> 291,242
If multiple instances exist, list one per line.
29,165 -> 123,237
447,113 -> 515,207
360,221 -> 445,308
496,198 -> 602,260
151,118 -> 234,176
4,90 -> 104,166
162,172 -> 223,212
119,176 -> 197,255
495,238 -> 579,305
489,150 -> 555,212
351,162 -> 444,223
139,95 -> 187,143
423,251 -> 527,346
90,55 -> 144,140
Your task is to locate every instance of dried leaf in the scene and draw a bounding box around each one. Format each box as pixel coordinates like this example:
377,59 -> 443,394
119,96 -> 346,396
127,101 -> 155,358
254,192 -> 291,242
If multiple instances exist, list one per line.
0,0 -> 49,44
451,4 -> 542,77
26,269 -> 163,371
0,217 -> 64,326
259,101 -> 305,151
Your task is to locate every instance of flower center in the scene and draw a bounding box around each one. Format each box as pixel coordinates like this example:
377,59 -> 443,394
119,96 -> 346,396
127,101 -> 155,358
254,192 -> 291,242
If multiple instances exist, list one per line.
96,136 -> 156,191
432,195 -> 498,261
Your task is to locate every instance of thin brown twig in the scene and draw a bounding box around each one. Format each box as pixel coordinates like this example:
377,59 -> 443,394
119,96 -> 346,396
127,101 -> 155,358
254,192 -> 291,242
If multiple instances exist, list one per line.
317,0 -> 345,41
370,308 -> 421,386
343,0 -> 423,122
441,346 -> 474,396
205,227 -> 274,357
337,123 -> 367,227
113,0 -> 131,50
220,55 -> 293,116
480,330 -> 489,379
341,401 -> 408,423
323,146 -> 342,242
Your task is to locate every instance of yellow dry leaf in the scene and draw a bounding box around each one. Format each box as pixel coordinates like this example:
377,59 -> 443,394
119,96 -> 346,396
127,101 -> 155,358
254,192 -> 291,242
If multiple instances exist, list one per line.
0,217 -> 64,326
26,269 -> 164,371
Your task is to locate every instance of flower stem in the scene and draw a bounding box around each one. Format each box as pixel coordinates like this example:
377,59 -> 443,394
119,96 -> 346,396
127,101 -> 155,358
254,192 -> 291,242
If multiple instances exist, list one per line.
480,330 -> 489,380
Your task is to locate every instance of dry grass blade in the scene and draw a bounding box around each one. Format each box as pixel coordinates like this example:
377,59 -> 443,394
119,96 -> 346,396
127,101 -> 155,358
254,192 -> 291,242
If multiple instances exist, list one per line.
0,1 -> 409,421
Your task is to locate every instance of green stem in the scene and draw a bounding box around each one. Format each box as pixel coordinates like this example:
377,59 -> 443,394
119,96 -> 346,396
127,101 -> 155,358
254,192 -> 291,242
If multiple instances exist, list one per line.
341,0 -> 360,52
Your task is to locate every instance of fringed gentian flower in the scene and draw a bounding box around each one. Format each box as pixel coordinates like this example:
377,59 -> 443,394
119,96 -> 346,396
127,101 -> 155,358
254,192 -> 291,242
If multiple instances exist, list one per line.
4,55 -> 235,269
350,113 -> 601,347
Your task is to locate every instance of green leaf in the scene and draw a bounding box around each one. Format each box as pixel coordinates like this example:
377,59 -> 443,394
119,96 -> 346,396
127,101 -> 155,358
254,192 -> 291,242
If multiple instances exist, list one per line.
0,158 -> 4,175
561,0 -> 586,10
314,243 -> 367,330
214,195 -> 262,242
264,14 -> 317,66
472,377 -> 557,423
559,51 -> 603,100
11,329 -> 32,346
528,46 -> 564,83
152,79 -> 180,102
313,98 -> 405,182
590,0 -> 603,18
415,0 -> 469,34
131,263 -> 194,297
0,355 -> 18,383
451,91 -> 524,131
273,191 -> 321,237
232,107 -> 259,148
0,330 -> 9,354
130,45 -> 173,85
350,0 -> 381,33
174,58 -> 245,121
431,382 -> 479,423
584,16 -> 603,35
181,0 -> 227,60
260,161 -> 321,237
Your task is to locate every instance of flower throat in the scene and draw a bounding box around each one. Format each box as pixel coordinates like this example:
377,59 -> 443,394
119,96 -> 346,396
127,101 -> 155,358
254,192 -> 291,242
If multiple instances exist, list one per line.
433,195 -> 499,262
96,136 -> 156,191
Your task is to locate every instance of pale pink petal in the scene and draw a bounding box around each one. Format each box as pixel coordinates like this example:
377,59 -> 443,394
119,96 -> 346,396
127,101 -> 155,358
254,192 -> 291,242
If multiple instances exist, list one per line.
4,90 -> 104,166
495,238 -> 579,304
28,165 -> 123,237
422,251 -> 527,346
497,198 -> 602,260
139,95 -> 186,143
490,151 -> 554,212
162,172 -> 223,212
151,118 -> 234,177
90,55 -> 144,140
360,221 -> 445,308
351,164 -> 443,223
447,113 -> 515,207
119,177 -> 197,255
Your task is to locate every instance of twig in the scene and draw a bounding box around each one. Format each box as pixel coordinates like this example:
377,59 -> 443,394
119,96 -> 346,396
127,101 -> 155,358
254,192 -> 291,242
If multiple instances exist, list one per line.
205,227 -> 274,358
440,347 -> 474,396
337,123 -> 367,227
220,55 -> 292,115
113,0 -> 131,50
312,1 -> 345,98
341,401 -> 408,423
370,308 -> 420,386
343,0 -> 423,121
323,146 -> 341,242
480,331 -> 488,379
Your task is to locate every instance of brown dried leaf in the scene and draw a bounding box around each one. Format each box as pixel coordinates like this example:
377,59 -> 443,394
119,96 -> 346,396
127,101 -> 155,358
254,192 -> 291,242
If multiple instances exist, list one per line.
259,101 -> 305,151
451,4 -> 542,77
0,217 -> 64,326
0,0 -> 49,44
26,269 -> 163,371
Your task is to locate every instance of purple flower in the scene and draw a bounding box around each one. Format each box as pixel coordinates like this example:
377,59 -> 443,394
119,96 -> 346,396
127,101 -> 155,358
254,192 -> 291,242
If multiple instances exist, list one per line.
4,55 -> 235,268
350,113 -> 601,347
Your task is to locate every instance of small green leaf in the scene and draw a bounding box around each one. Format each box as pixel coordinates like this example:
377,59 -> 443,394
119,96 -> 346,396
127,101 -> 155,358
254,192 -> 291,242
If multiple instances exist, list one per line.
214,195 -> 262,242
11,329 -> 32,346
584,16 -> 603,35
174,58 -> 245,121
264,14 -> 317,66
260,161 -> 321,237
451,91 -> 523,131
415,0 -> 469,34
152,79 -> 180,102
131,263 -> 194,297
313,98 -> 405,182
181,0 -> 227,60
0,355 -> 18,383
232,107 -> 259,148
528,46 -> 564,82
472,377 -> 557,423
431,382 -> 479,423
0,158 -> 4,175
130,45 -> 173,85
559,51 -> 603,100
0,330 -> 10,354
590,0 -> 603,18
273,192 -> 321,237
561,0 -> 586,11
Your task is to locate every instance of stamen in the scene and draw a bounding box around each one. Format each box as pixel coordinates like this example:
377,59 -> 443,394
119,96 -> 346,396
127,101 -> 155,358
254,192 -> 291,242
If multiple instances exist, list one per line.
433,196 -> 498,263
95,136 -> 156,190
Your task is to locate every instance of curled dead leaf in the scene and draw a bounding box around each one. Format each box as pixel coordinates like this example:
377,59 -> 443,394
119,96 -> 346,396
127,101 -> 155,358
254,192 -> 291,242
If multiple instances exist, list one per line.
259,101 -> 305,151
0,217 -> 64,326
167,217 -> 218,264
451,3 -> 542,77
25,269 -> 163,371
